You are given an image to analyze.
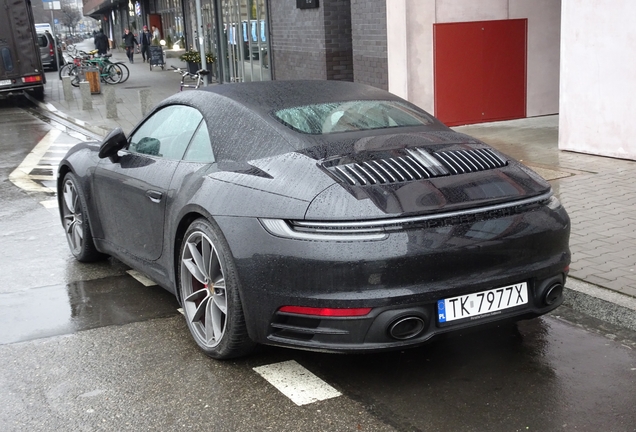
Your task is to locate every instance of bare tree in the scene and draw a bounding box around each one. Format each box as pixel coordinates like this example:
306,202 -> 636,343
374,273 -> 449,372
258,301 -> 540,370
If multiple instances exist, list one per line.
60,0 -> 82,35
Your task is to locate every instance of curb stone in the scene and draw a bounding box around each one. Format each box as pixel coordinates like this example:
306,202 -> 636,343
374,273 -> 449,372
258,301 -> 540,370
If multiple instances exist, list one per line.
24,92 -> 111,139
564,278 -> 636,332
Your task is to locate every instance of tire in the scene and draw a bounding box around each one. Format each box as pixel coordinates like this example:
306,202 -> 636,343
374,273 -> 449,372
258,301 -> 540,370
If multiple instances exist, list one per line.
103,64 -> 123,84
178,218 -> 255,359
61,172 -> 106,262
59,63 -> 74,80
115,62 -> 130,83
68,65 -> 81,87
31,86 -> 44,101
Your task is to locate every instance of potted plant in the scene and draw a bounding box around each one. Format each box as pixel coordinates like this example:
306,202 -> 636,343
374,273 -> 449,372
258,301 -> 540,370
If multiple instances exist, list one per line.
179,49 -> 216,74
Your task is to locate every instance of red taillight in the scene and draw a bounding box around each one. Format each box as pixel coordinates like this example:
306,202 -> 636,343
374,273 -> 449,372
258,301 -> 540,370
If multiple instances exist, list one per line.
278,306 -> 372,317
49,43 -> 54,56
22,75 -> 42,83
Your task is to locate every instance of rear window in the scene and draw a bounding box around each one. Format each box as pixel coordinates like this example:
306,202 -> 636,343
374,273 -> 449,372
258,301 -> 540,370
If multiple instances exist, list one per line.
37,34 -> 48,47
274,100 -> 434,135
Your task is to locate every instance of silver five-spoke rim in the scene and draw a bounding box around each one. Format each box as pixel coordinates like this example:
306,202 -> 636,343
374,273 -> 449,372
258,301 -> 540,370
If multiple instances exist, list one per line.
181,231 -> 227,348
62,179 -> 84,255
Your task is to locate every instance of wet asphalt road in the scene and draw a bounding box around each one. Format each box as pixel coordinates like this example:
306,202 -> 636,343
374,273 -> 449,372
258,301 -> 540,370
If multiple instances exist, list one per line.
0,96 -> 635,431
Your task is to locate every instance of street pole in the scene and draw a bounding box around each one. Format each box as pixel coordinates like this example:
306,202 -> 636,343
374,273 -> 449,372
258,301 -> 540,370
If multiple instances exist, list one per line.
48,4 -> 60,69
195,0 -> 208,86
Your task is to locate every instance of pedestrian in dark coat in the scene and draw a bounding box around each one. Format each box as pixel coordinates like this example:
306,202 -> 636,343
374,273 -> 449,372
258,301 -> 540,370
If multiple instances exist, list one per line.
94,29 -> 109,55
123,29 -> 138,63
139,25 -> 152,63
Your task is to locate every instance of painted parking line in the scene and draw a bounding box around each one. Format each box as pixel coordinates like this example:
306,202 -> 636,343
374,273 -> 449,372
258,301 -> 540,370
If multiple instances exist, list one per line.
11,130 -> 87,204
9,129 -> 61,193
253,360 -> 341,406
126,270 -> 158,287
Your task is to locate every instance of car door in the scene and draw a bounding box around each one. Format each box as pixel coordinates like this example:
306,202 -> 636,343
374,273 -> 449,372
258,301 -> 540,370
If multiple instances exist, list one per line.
92,105 -> 204,261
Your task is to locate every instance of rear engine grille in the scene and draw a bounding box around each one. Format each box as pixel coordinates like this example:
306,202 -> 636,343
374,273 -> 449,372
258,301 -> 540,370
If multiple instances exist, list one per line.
327,148 -> 507,186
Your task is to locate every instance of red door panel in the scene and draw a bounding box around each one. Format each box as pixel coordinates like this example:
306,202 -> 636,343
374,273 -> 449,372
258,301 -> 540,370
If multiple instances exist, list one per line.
434,19 -> 527,126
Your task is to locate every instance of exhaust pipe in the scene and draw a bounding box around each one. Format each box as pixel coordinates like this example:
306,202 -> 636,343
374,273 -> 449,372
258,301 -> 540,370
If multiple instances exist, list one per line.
544,283 -> 563,306
388,316 -> 426,340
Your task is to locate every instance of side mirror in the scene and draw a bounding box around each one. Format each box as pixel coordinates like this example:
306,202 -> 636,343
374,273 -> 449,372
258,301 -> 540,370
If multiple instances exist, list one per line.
98,127 -> 127,162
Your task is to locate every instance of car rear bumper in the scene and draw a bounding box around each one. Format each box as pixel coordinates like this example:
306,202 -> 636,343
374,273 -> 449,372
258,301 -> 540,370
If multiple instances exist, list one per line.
215,203 -> 570,352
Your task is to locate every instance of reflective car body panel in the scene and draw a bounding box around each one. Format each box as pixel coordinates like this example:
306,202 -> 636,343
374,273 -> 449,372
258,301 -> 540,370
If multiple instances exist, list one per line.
57,80 -> 570,354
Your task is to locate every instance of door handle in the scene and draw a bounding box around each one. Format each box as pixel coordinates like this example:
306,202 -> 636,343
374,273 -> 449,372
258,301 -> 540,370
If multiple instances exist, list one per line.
146,190 -> 163,203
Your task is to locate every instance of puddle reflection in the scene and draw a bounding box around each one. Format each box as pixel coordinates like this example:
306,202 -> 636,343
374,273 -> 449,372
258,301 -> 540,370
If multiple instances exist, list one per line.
0,276 -> 179,344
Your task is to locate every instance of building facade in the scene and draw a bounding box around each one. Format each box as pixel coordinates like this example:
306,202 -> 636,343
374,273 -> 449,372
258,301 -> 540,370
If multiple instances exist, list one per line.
81,0 -> 636,160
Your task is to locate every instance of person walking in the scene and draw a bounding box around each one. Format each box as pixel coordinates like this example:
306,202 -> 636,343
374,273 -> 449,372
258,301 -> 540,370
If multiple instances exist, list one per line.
122,28 -> 138,63
139,25 -> 152,63
94,29 -> 109,55
151,26 -> 161,45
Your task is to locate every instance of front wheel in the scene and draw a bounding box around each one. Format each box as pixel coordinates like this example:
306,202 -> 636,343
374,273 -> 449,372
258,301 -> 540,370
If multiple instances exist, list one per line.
68,65 -> 81,87
113,62 -> 130,83
61,172 -> 106,262
103,64 -> 123,84
59,63 -> 72,80
178,219 -> 255,359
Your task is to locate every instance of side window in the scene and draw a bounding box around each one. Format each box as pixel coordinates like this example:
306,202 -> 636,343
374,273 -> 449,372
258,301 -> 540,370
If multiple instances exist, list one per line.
183,121 -> 215,163
128,105 -> 203,160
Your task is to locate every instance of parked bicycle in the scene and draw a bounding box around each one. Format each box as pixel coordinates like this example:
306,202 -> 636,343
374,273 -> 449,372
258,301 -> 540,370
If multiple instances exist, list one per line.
171,65 -> 210,91
59,50 -> 129,87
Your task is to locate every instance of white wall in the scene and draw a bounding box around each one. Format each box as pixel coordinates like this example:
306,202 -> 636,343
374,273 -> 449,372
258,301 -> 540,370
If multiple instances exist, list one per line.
436,0 -> 508,22
559,0 -> 636,160
387,1 -> 435,113
386,0 -> 561,119
386,0 -> 409,101
511,0 -> 561,116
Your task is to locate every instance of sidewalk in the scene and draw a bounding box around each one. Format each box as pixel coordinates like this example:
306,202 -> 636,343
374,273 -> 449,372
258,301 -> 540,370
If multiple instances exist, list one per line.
30,41 -> 636,332
39,39 -> 207,136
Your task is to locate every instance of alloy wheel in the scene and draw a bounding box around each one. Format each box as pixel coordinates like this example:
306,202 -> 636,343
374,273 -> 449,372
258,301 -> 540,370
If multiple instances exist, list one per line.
181,231 -> 228,348
62,178 -> 84,256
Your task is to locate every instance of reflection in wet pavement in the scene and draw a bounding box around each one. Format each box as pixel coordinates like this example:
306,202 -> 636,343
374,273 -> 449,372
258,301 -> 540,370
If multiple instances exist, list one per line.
291,314 -> 636,431
0,275 -> 179,344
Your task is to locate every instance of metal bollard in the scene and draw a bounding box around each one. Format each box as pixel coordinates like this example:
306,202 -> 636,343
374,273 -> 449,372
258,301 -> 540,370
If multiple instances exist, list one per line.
80,81 -> 92,110
62,76 -> 73,101
104,86 -> 117,119
139,88 -> 152,117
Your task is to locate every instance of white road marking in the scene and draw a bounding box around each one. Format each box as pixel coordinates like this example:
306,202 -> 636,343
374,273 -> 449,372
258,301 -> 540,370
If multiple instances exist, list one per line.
9,129 -> 61,193
28,174 -> 56,181
40,199 -> 58,209
126,270 -> 157,286
253,360 -> 341,406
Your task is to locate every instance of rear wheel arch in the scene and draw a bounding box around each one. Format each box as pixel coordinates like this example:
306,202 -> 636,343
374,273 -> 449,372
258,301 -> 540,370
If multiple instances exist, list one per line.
57,164 -> 72,215
176,215 -> 255,359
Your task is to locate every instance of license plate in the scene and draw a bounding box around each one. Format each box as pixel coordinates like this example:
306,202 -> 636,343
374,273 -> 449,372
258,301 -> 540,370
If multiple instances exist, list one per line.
0,80 -> 11,86
437,282 -> 528,324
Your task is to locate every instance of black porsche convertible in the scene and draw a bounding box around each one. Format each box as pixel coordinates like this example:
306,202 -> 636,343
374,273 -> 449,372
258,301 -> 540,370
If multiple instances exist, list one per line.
57,80 -> 570,359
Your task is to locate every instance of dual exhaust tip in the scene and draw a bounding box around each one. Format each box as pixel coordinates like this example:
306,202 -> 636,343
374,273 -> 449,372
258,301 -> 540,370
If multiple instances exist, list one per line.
544,282 -> 563,306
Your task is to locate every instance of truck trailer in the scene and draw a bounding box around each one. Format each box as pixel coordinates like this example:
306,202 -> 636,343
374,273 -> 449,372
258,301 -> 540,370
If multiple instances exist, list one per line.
0,0 -> 46,99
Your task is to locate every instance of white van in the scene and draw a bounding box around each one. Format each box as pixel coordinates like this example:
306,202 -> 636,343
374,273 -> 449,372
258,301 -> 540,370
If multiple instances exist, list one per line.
35,23 -> 53,34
